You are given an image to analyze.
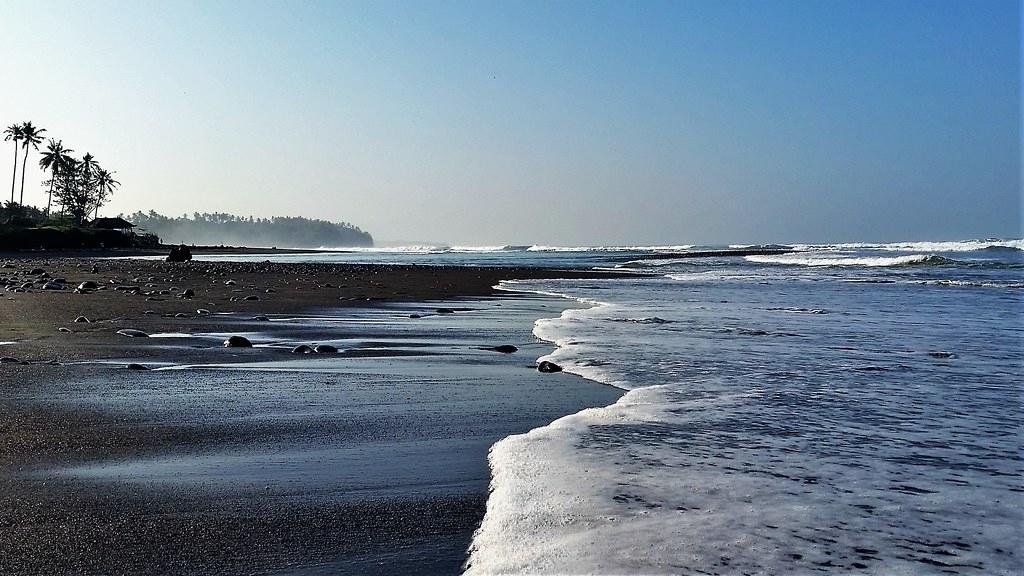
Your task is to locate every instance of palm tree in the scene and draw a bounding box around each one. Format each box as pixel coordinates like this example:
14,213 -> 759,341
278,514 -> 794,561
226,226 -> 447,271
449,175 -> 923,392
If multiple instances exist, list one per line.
79,153 -> 97,183
17,121 -> 45,205
38,139 -> 74,217
93,167 -> 119,219
3,123 -> 22,205
56,156 -> 81,222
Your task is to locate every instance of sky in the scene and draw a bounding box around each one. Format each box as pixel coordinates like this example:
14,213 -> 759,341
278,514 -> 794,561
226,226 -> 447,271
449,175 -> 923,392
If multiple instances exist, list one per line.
0,0 -> 1019,246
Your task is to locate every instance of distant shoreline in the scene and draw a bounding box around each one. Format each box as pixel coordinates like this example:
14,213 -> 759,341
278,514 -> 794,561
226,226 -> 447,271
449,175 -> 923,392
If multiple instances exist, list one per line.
0,244 -> 346,259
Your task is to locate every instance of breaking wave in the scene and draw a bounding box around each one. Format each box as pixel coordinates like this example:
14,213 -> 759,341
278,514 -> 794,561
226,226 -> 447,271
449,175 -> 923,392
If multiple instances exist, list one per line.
793,239 -> 1024,253
746,253 -> 953,267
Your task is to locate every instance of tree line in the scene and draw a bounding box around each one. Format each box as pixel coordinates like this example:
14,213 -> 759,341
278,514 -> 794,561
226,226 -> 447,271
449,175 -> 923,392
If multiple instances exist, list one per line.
122,211 -> 374,248
3,120 -> 118,225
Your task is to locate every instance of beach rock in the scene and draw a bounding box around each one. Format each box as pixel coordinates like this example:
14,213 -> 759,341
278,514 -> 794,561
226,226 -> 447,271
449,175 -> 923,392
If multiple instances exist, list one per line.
490,345 -> 519,353
197,309 -> 211,315
166,244 -> 192,262
42,281 -> 64,290
0,357 -> 21,364
125,363 -> 150,370
435,308 -> 455,314
58,327 -> 71,333
179,288 -> 195,299
252,315 -> 270,321
291,344 -> 313,354
537,361 -> 563,373
116,329 -> 150,338
224,335 -> 252,348
225,280 -> 236,286
29,268 -> 45,275
73,316 -> 90,323
314,344 -> 338,354
409,314 -> 422,319
174,313 -> 188,318
244,295 -> 260,301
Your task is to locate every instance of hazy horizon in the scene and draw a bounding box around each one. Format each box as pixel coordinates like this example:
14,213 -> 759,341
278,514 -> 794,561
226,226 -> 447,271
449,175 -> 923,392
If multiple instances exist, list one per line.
1,0 -> 1020,246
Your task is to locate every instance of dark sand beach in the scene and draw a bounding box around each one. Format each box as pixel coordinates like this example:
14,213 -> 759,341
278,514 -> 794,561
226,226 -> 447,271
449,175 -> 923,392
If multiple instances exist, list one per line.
0,257 -> 628,574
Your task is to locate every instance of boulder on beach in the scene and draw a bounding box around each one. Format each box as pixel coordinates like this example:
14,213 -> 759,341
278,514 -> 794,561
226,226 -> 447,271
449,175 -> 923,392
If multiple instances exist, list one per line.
489,345 -> 519,353
224,335 -> 253,348
314,344 -> 339,354
537,360 -> 563,373
179,288 -> 195,299
116,329 -> 149,338
0,357 -> 21,364
291,344 -> 313,354
73,316 -> 90,323
435,308 -> 455,314
125,363 -> 150,370
166,244 -> 193,262
77,281 -> 98,291
252,315 -> 270,321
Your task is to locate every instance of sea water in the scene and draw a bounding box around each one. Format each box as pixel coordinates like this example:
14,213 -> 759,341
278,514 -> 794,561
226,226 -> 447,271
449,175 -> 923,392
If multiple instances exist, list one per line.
463,239 -> 1023,575
182,239 -> 1023,573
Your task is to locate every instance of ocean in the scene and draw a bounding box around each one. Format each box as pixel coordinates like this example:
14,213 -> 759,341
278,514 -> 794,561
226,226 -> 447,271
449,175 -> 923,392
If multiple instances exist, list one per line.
193,239 -> 1023,574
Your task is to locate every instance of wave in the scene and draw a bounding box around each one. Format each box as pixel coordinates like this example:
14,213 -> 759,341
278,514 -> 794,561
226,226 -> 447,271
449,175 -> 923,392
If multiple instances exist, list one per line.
316,244 -> 530,253
916,279 -> 1024,290
610,316 -> 673,324
526,244 -> 695,252
746,253 -> 952,267
792,239 -> 1024,253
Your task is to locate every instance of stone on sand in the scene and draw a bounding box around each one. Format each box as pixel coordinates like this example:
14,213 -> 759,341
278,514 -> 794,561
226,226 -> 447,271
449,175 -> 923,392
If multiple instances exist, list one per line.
224,335 -> 253,348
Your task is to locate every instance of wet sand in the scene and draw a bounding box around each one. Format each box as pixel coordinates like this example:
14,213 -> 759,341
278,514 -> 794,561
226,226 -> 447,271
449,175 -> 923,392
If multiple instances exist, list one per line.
0,258 -> 628,574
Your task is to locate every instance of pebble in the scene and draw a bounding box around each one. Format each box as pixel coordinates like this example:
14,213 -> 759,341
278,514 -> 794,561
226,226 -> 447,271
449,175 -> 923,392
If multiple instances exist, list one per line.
537,360 -> 563,373
224,335 -> 253,348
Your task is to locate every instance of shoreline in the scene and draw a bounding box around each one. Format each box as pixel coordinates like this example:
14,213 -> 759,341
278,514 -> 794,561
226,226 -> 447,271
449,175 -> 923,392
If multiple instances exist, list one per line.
0,257 -> 628,574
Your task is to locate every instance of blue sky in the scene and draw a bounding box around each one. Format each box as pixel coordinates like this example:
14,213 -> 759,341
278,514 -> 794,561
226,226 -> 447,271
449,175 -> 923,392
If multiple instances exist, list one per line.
0,0 -> 1019,245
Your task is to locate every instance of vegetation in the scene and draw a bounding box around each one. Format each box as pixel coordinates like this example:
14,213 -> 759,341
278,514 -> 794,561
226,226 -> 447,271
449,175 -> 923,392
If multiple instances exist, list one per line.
2,120 -> 119,225
1,119 -> 373,251
123,211 -> 374,248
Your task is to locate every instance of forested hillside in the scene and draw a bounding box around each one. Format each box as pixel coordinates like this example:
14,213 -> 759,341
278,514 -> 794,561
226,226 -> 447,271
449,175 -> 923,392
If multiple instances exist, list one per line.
122,211 -> 373,248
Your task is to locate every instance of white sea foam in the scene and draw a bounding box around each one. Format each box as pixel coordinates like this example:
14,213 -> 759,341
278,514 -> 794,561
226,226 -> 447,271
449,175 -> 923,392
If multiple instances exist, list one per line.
746,253 -> 943,267
470,273 -> 1022,575
526,244 -> 694,252
316,244 -> 522,253
793,238 -> 1024,252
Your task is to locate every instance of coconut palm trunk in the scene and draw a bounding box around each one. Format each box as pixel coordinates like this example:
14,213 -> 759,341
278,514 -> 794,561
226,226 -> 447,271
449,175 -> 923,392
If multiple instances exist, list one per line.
18,144 -> 28,205
9,141 -> 16,204
46,177 -> 55,217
